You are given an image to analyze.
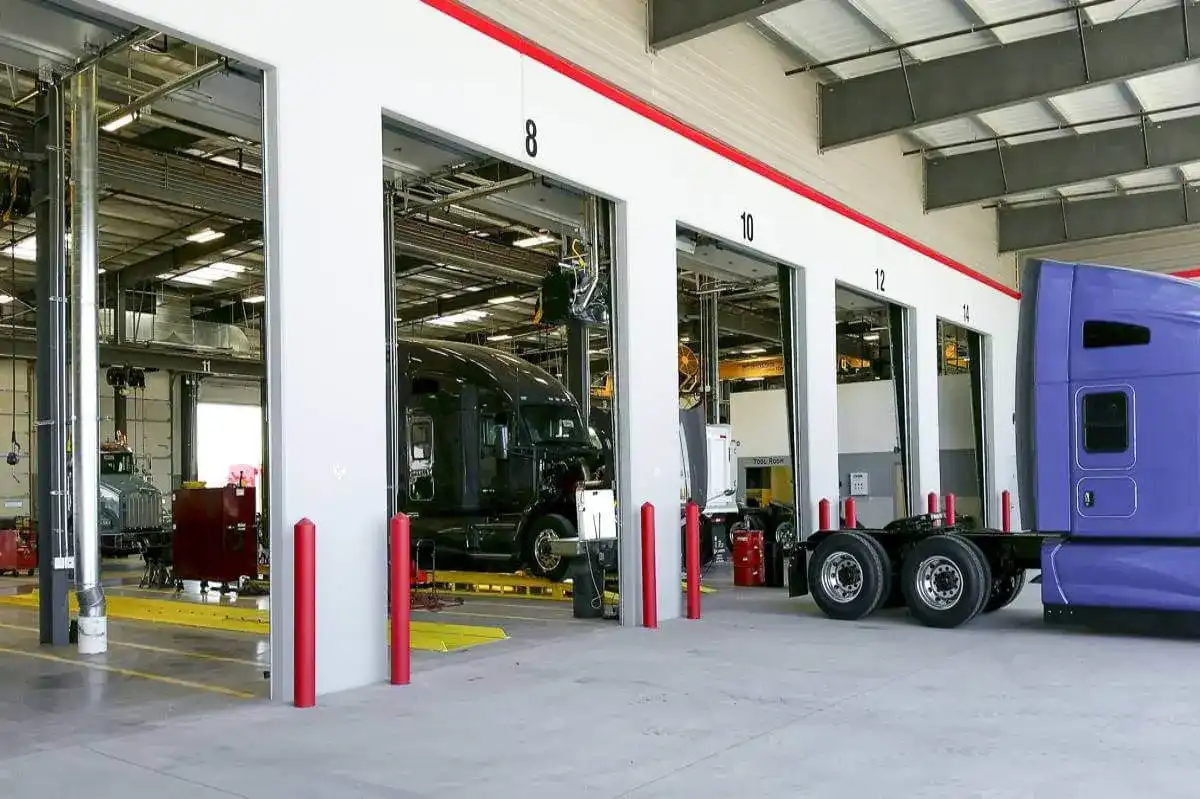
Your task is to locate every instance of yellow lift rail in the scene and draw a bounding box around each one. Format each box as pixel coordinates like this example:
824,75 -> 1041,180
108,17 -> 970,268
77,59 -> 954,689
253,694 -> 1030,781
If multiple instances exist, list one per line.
0,593 -> 507,653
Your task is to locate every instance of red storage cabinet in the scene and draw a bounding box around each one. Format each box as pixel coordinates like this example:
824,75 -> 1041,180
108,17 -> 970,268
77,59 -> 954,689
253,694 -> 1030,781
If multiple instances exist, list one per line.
0,525 -> 36,576
171,486 -> 258,585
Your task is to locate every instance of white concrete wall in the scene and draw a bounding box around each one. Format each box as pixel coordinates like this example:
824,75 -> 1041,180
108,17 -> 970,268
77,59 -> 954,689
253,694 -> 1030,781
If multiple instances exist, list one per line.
458,0 -> 1015,288
82,0 -> 1022,698
730,377 -> 980,459
0,358 -> 34,516
732,376 -> 985,525
0,359 -> 173,511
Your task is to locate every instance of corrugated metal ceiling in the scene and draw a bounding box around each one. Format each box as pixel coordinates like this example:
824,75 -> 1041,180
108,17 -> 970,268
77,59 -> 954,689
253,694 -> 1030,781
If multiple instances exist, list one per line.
761,0 -> 1199,204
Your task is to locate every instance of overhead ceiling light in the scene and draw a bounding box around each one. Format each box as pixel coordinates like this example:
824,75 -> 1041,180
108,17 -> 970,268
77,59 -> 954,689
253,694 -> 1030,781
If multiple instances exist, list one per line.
0,295 -> 14,305
487,295 -> 520,305
2,238 -> 36,262
186,228 -> 225,244
743,376 -> 764,382
97,268 -> 106,275
863,333 -> 880,342
168,261 -> 246,286
742,347 -> 767,354
102,112 -> 136,132
487,334 -> 513,342
243,295 -> 265,304
513,234 -> 555,249
429,309 -> 488,327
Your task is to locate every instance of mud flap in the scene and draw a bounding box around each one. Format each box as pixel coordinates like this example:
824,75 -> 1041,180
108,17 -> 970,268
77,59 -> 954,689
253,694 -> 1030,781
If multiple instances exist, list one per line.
788,549 -> 808,597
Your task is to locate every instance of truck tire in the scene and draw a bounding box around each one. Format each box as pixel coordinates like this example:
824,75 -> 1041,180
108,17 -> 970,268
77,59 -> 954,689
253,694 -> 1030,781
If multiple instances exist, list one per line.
851,532 -> 895,609
901,534 -> 990,628
807,531 -> 887,621
982,568 -> 1026,613
523,514 -> 573,582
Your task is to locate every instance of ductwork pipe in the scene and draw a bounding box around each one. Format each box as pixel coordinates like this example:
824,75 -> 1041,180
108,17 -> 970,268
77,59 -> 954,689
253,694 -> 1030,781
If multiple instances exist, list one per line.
70,66 -> 107,655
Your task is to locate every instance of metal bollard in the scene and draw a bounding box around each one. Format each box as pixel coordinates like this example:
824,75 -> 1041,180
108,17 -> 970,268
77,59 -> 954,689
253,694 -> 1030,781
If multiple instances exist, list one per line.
685,501 -> 701,620
389,513 -> 411,686
294,518 -> 316,708
640,502 -> 657,629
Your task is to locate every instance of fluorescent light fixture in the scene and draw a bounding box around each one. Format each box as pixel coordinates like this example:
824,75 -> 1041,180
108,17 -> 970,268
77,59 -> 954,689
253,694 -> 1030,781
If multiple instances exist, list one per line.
102,113 -> 136,132
743,376 -> 764,382
863,333 -> 880,342
0,295 -> 14,304
97,268 -> 106,275
2,238 -> 36,262
513,234 -> 555,249
742,347 -> 767,354
429,309 -> 488,327
168,261 -> 246,286
487,295 -> 520,305
487,334 -> 513,342
186,228 -> 225,244
243,295 -> 265,304
675,236 -> 697,255
679,335 -> 690,343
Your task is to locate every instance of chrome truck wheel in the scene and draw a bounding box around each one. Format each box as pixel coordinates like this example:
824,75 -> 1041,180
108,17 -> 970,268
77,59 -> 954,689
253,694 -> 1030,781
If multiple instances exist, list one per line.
807,532 -> 887,621
901,534 -> 991,628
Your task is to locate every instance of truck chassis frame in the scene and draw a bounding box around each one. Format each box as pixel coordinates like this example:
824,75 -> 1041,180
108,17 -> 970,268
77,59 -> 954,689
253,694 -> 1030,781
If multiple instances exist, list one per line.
791,513 -> 1051,629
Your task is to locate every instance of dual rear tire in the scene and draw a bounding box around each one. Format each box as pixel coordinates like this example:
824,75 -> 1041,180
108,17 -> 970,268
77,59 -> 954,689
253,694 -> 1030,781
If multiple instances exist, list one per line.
808,532 -> 1005,628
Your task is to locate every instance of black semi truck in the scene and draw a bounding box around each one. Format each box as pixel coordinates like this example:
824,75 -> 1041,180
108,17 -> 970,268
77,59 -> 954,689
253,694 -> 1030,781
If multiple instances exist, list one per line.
395,338 -> 606,580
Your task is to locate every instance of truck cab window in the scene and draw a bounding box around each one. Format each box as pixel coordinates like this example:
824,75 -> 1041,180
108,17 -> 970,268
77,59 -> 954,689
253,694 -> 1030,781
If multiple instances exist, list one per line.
1083,320 -> 1150,348
1082,392 -> 1128,453
523,404 -> 585,443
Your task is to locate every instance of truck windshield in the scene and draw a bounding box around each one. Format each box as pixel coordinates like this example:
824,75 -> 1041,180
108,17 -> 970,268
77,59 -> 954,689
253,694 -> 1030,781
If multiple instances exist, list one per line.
524,404 -> 586,444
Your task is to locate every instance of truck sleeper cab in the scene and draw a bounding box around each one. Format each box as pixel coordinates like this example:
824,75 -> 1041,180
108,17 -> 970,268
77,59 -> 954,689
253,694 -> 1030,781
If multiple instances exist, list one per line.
789,259 -> 1200,630
396,338 -> 605,581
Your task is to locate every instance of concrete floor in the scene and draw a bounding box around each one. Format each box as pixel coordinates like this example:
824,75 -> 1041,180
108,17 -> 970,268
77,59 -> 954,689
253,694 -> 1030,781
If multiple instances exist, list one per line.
1,565 -> 1199,797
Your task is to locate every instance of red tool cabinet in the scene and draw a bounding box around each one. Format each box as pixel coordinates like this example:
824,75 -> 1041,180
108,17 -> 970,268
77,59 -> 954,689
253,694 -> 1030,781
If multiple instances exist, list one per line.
171,486 -> 258,585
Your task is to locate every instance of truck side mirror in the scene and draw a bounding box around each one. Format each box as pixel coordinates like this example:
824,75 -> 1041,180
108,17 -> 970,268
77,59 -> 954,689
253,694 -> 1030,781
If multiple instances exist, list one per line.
497,425 -> 510,460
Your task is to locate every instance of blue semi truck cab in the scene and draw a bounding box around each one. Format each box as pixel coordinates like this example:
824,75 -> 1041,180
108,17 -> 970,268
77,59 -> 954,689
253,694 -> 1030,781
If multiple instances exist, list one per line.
789,259 -> 1200,629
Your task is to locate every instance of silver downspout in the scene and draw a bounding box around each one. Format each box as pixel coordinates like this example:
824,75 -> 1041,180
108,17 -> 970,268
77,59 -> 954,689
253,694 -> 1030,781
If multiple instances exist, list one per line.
70,66 -> 106,654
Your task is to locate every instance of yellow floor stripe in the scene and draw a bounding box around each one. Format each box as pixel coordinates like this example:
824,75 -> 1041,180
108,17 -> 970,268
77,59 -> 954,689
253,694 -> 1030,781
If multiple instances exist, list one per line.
0,593 -> 508,653
0,645 -> 257,699
0,622 -> 262,667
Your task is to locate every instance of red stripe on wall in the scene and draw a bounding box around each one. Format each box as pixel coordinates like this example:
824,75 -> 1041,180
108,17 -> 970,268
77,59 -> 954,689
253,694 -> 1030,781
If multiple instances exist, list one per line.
419,0 -> 1022,301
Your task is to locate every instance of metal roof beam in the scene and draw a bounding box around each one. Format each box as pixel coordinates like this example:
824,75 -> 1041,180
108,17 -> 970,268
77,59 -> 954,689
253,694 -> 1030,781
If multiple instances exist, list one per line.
104,219 -> 262,292
927,114 -> 1200,209
820,4 -> 1200,149
678,295 -> 780,342
0,333 -> 263,378
394,282 -> 534,324
999,185 -> 1200,251
649,0 -> 806,50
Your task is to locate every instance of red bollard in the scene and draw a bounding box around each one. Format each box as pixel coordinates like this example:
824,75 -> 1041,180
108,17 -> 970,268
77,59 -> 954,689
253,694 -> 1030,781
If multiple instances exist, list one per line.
818,498 -> 831,531
1001,490 -> 1012,533
945,494 -> 956,527
640,502 -> 658,629
685,501 -> 701,620
294,518 -> 316,708
389,513 -> 411,686
843,497 -> 857,529
927,492 -> 938,516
